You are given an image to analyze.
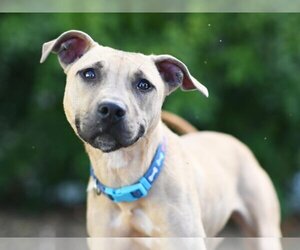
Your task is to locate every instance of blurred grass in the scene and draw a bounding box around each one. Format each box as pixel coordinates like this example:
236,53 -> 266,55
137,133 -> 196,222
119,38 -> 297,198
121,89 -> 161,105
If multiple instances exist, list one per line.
0,14 -> 299,218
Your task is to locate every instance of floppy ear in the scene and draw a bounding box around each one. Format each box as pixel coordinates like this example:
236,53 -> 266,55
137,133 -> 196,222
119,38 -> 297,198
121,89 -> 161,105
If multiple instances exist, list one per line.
40,30 -> 95,70
152,55 -> 208,97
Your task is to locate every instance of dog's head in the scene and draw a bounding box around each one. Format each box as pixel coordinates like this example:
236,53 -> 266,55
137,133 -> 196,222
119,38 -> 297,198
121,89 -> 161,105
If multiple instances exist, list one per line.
41,30 -> 208,152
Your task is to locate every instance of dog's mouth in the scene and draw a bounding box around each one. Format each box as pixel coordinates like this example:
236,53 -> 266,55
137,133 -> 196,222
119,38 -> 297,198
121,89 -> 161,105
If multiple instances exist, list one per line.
75,118 -> 145,152
90,129 -> 144,152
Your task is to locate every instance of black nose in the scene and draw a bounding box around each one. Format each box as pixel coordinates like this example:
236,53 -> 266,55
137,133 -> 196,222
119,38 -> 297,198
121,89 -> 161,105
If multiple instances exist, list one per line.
97,102 -> 126,123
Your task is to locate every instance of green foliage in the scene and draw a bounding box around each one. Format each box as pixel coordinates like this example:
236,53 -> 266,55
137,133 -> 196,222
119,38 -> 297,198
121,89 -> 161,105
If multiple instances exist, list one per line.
0,14 -> 299,215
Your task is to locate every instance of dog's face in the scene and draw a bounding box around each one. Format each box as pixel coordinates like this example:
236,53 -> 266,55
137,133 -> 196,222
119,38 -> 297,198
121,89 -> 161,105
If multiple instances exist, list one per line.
41,30 -> 208,152
64,47 -> 166,152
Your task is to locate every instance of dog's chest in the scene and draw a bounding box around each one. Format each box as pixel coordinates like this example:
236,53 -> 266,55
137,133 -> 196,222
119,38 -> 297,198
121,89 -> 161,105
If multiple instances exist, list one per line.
109,205 -> 158,236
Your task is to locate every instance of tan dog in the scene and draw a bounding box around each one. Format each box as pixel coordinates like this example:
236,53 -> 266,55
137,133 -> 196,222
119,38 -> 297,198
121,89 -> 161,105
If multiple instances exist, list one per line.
41,30 -> 282,250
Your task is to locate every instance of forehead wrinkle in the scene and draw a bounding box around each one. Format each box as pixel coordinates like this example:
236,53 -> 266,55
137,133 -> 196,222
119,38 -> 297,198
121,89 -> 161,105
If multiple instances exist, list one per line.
77,60 -> 104,72
106,54 -> 129,91
114,55 -> 125,86
94,61 -> 104,69
136,63 -> 157,81
109,54 -> 153,87
134,69 -> 146,78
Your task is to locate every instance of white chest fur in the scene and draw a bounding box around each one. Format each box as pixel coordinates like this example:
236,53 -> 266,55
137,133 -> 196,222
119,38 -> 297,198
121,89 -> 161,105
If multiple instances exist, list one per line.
108,206 -> 156,236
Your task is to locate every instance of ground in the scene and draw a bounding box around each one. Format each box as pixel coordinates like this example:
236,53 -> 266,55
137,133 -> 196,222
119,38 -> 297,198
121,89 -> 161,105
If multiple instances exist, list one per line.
0,207 -> 299,237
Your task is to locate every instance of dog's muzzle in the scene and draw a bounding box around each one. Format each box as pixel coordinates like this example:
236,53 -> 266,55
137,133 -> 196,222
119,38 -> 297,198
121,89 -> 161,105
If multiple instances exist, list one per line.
75,101 -> 145,152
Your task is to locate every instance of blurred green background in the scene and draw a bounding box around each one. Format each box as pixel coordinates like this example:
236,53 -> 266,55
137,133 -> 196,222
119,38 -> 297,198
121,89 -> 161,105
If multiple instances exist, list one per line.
0,13 -> 299,223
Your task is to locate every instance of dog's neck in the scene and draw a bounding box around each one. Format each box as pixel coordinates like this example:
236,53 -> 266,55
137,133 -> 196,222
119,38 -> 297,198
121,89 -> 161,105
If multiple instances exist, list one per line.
85,121 -> 164,188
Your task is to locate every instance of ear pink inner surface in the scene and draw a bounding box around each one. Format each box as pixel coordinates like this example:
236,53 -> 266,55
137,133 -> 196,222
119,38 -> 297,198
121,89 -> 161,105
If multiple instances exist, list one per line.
157,60 -> 195,90
182,77 -> 195,90
54,37 -> 88,65
157,61 -> 183,86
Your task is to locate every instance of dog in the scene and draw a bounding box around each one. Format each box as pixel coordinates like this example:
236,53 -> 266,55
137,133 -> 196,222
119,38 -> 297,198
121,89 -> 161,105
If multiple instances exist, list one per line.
41,30 -> 282,250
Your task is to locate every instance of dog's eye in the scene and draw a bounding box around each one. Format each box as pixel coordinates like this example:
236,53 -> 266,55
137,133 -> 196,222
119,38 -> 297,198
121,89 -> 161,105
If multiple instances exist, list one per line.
81,68 -> 96,80
137,79 -> 153,91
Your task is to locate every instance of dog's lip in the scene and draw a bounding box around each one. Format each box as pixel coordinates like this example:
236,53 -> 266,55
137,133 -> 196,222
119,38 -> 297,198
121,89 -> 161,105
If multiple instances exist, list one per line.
81,125 -> 145,152
75,116 -> 146,152
92,135 -> 119,152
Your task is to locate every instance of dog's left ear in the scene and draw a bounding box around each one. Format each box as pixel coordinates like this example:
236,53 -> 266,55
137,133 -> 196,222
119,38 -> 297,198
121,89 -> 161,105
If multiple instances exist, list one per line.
152,55 -> 208,97
40,30 -> 96,71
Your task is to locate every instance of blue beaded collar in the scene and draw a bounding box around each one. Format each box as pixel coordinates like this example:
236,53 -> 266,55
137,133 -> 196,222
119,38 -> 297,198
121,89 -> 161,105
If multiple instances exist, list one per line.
90,139 -> 166,203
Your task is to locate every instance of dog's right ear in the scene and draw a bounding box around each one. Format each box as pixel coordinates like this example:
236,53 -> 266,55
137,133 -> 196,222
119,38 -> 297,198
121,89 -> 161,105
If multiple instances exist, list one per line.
40,30 -> 95,71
